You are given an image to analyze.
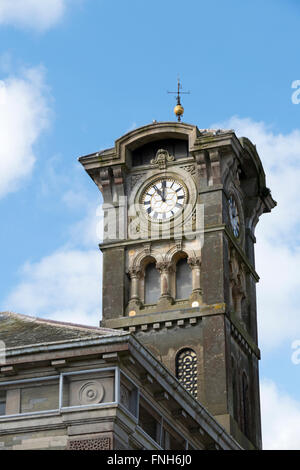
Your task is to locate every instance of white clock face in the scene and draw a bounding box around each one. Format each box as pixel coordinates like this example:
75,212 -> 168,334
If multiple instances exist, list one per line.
141,178 -> 187,221
228,196 -> 240,237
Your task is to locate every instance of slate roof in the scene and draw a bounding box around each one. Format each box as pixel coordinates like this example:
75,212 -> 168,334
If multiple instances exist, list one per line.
0,311 -> 125,349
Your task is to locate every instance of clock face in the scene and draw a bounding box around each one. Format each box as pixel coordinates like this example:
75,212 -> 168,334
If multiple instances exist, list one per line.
141,178 -> 187,221
228,195 -> 240,237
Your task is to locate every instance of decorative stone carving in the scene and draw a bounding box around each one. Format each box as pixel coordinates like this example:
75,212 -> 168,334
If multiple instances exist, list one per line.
175,239 -> 182,251
150,149 -> 175,170
187,256 -> 201,268
120,383 -> 130,409
229,249 -> 247,318
128,266 -> 142,279
68,437 -> 111,450
112,167 -> 123,186
156,261 -> 174,274
179,164 -> 196,176
99,168 -> 111,188
78,381 -> 104,405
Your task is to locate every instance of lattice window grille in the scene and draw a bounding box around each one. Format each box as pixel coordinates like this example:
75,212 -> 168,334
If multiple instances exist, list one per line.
176,349 -> 197,398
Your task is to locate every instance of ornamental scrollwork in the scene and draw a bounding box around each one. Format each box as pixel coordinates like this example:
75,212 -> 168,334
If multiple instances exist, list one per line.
150,149 -> 175,170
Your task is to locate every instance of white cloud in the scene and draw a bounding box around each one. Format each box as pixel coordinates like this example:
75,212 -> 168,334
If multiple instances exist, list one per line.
261,380 -> 300,449
213,116 -> 300,351
0,0 -> 66,31
67,200 -> 104,247
220,117 -> 300,241
3,249 -> 101,326
0,66 -> 50,199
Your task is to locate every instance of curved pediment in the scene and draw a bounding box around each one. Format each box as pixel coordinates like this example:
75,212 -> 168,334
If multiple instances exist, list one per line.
78,121 -> 199,176
115,121 -> 199,168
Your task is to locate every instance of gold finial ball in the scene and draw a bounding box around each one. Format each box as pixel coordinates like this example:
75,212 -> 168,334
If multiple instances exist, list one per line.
174,104 -> 184,118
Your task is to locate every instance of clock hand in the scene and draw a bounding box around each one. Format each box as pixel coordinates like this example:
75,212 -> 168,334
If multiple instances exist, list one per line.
162,180 -> 166,202
153,185 -> 163,198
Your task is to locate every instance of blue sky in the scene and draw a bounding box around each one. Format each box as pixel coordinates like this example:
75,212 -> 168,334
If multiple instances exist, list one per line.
0,0 -> 300,449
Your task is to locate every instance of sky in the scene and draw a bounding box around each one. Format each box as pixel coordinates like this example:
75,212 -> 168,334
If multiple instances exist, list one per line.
0,0 -> 300,450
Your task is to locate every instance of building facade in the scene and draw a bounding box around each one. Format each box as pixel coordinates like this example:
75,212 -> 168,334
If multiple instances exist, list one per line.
79,122 -> 276,449
0,312 -> 240,450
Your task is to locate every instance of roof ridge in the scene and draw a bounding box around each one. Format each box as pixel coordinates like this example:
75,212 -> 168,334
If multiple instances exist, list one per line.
0,311 -> 120,335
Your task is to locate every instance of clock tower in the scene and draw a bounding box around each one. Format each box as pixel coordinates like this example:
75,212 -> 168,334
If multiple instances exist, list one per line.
79,121 -> 276,450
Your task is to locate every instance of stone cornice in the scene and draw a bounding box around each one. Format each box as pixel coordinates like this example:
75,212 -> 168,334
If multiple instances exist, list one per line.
101,303 -> 226,331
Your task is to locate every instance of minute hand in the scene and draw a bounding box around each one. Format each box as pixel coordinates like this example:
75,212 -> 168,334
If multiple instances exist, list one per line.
162,181 -> 167,202
154,185 -> 163,198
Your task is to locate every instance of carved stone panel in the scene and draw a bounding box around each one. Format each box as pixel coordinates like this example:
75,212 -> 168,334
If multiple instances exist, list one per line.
67,372 -> 114,407
68,437 -> 111,450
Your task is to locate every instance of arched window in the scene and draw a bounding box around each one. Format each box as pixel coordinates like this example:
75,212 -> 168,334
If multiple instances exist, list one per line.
132,139 -> 188,167
176,258 -> 192,300
144,263 -> 160,304
241,372 -> 250,439
176,348 -> 197,398
231,356 -> 239,423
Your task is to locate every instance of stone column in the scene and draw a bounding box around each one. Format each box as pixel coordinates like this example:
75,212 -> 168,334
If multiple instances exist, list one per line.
156,262 -> 174,307
188,257 -> 203,304
127,267 -> 142,314
129,268 -> 141,301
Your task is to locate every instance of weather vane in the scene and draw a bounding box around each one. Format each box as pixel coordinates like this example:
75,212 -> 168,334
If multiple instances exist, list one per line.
168,77 -> 190,122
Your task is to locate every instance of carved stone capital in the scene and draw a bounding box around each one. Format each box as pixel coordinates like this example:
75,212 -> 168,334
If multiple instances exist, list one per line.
128,267 -> 142,279
156,261 -> 174,274
187,257 -> 201,268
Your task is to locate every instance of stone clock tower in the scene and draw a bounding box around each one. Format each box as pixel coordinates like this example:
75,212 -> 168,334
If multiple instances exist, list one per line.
79,121 -> 276,450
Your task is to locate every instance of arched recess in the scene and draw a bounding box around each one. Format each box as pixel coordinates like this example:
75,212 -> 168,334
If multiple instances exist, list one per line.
241,371 -> 250,440
176,348 -> 198,398
115,122 -> 198,168
175,255 -> 192,300
231,356 -> 239,423
128,249 -> 163,306
169,248 -> 201,302
144,259 -> 160,305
